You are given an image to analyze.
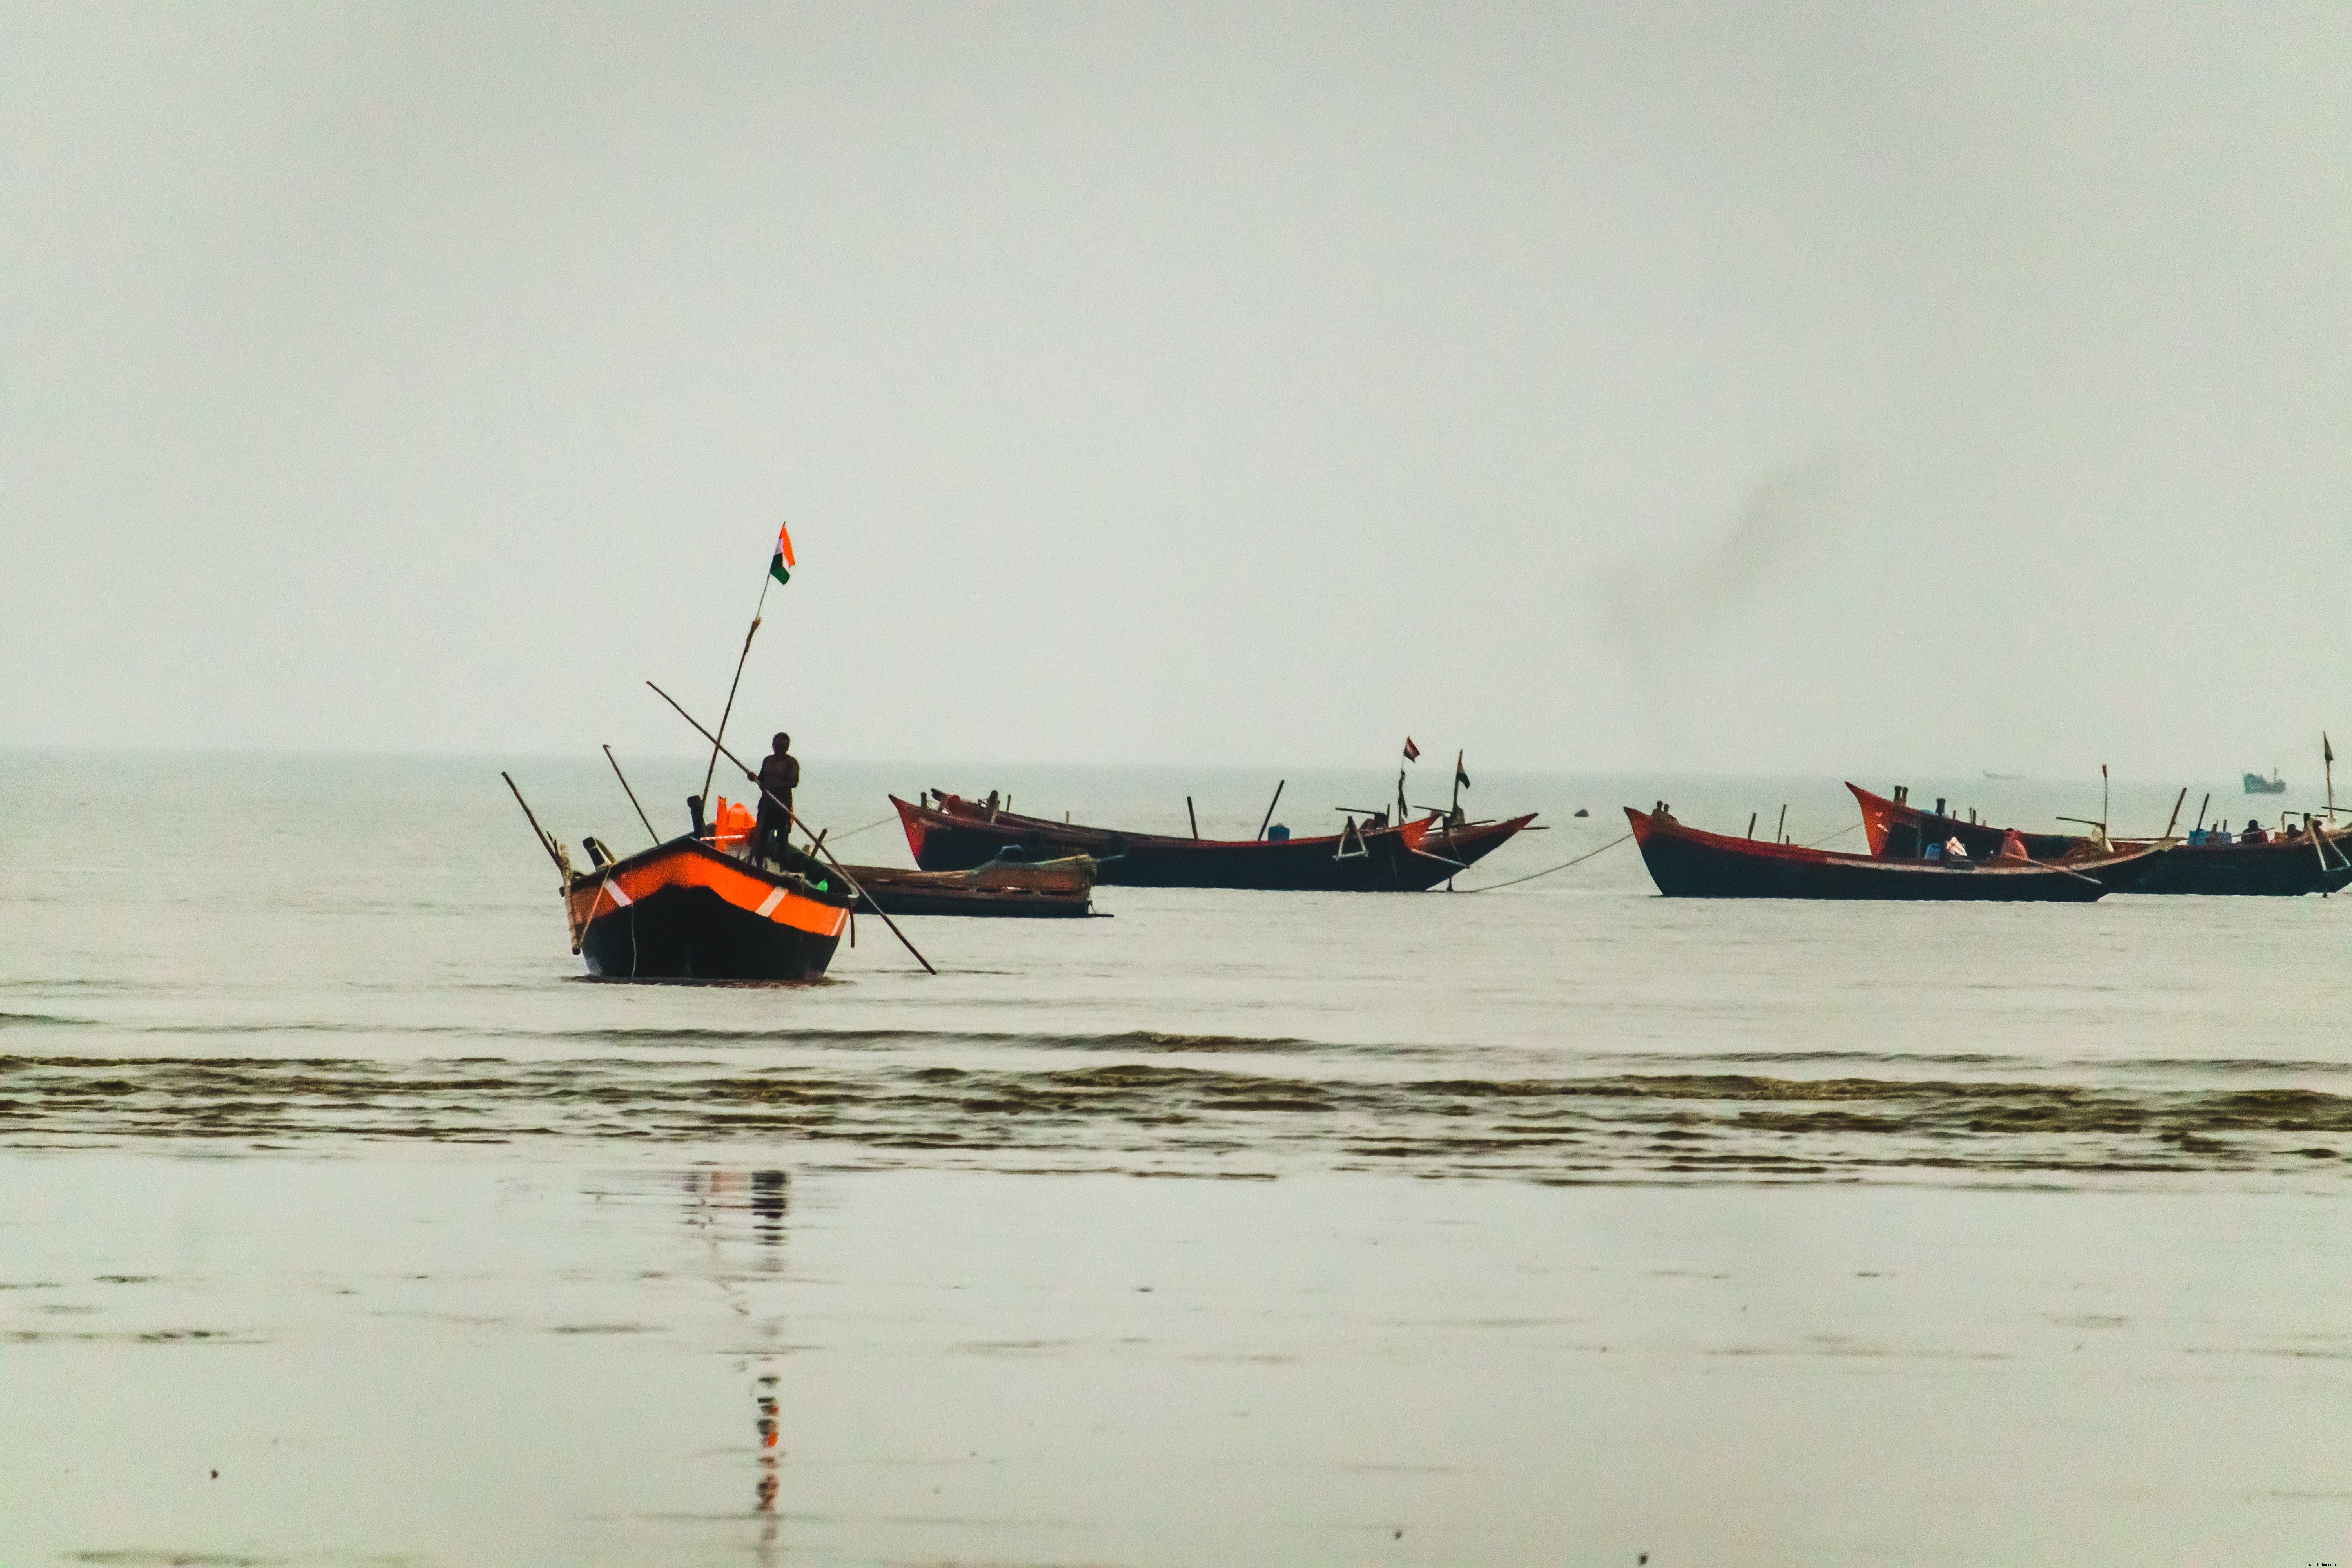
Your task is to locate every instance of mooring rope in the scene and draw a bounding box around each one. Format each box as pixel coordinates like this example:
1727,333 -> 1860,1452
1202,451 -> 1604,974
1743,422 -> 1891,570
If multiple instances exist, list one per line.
1456,831 -> 1633,892
818,813 -> 900,846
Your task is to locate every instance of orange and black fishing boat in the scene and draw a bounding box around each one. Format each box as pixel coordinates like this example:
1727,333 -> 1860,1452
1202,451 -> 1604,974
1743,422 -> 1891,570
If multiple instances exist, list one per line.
1626,804 -> 2166,900
562,831 -> 854,980
530,792 -> 854,982
893,791 -> 1534,891
1848,784 -> 2352,898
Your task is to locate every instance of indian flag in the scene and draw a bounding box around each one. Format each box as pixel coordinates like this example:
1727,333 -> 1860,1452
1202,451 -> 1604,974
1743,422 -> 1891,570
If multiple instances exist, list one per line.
769,520 -> 796,587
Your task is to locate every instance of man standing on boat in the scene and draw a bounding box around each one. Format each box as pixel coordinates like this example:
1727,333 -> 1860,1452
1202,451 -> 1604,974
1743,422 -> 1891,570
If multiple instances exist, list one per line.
754,733 -> 799,863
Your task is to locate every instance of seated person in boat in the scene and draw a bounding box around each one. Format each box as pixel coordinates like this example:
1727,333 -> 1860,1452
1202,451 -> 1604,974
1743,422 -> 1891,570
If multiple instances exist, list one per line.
2242,818 -> 2269,844
1995,829 -> 2031,862
754,733 -> 799,862
2285,822 -> 2306,840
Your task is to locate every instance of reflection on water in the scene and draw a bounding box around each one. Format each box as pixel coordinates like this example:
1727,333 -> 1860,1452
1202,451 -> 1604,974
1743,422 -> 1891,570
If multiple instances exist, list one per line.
680,1168 -> 790,1552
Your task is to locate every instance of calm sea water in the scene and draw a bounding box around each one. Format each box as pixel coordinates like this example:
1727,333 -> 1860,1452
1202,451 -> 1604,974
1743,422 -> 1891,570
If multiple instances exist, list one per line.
5,751 -> 2350,1565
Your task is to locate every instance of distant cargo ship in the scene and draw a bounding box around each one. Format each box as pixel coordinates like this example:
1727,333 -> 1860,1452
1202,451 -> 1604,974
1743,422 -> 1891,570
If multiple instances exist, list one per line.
2245,770 -> 2287,795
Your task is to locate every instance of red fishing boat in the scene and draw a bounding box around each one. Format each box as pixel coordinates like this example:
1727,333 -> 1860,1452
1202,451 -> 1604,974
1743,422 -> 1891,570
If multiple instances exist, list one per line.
892,791 -> 1534,891
1848,784 -> 2352,898
1626,805 -> 2165,900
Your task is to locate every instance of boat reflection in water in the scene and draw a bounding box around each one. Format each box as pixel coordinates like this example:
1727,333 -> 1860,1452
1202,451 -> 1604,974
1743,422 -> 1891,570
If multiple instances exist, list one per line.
675,1167 -> 791,1552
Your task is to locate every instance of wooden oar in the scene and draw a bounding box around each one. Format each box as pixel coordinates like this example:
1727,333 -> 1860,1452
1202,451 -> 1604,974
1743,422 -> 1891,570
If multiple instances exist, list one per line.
648,682 -> 937,976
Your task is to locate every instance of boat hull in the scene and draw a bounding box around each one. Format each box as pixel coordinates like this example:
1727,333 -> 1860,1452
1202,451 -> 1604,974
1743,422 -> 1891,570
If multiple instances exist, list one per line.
893,794 -> 1534,891
1627,808 -> 2133,901
1848,784 -> 2351,897
841,858 -> 1096,918
564,837 -> 851,981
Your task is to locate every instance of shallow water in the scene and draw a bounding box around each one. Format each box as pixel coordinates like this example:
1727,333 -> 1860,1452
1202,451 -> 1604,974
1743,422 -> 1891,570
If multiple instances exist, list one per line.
4,751 -> 2350,1563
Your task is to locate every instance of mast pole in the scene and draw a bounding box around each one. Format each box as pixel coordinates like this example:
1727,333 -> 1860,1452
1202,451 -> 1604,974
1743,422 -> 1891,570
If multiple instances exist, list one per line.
701,570 -> 773,804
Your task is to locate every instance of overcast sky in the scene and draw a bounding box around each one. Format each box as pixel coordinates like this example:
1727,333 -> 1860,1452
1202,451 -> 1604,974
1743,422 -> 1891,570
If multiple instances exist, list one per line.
6,2 -> 2350,777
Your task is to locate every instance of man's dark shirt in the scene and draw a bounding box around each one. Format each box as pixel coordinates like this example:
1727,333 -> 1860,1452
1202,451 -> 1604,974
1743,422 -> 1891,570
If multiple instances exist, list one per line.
757,751 -> 800,819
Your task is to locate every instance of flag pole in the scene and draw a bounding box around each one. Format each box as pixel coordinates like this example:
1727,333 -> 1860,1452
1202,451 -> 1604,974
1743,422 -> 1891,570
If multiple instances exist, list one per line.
701,571 -> 773,805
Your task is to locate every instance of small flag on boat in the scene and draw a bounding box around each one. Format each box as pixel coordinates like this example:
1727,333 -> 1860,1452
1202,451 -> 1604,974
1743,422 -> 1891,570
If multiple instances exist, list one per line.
1402,737 -> 1420,763
769,520 -> 796,587
1455,750 -> 1471,791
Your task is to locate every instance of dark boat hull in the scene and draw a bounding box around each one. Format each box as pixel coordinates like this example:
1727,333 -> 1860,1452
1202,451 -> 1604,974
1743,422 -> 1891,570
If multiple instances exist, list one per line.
565,837 -> 851,981
893,795 -> 1534,891
1848,784 -> 2352,897
841,860 -> 1095,918
1627,808 -> 2142,901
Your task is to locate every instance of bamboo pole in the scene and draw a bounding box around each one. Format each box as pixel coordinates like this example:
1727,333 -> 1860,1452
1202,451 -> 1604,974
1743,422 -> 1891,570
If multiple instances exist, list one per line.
501,772 -> 564,874
1256,780 -> 1286,841
603,745 -> 659,843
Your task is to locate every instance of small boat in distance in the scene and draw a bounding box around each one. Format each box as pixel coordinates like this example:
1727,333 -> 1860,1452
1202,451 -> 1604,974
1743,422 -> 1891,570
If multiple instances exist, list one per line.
1625,804 -> 2164,900
2245,770 -> 2288,794
1982,771 -> 2024,780
893,791 -> 1535,891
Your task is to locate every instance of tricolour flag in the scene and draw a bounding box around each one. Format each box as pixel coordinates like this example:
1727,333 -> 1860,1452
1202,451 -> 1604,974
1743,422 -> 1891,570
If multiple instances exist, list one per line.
1402,737 -> 1421,763
770,520 -> 796,587
1455,750 -> 1471,791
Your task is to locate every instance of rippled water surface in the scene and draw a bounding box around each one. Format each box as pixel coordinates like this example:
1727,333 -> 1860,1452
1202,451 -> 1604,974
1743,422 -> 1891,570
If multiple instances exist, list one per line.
4,751 -> 2350,1564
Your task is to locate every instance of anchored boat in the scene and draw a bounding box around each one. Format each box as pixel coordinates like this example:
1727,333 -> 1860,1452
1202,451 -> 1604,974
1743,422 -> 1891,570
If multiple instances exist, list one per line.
893,791 -> 1534,891
840,855 -> 1098,918
1626,804 -> 2165,900
1849,783 -> 2351,898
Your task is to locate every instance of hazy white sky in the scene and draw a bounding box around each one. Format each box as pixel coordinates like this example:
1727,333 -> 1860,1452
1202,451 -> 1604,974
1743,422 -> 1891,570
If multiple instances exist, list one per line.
5,2 -> 2349,777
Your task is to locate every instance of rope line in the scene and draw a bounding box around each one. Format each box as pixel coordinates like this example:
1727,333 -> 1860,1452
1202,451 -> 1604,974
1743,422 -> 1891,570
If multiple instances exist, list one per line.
820,813 -> 900,846
1457,832 -> 1633,892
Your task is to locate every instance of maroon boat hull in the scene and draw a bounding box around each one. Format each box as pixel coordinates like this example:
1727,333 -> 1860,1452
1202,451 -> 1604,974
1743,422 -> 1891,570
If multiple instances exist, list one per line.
893,794 -> 1534,892
1626,808 -> 2160,901
1848,784 -> 2352,897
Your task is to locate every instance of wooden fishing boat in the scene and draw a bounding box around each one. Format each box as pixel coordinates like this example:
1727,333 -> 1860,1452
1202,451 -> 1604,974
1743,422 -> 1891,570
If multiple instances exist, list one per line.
891,791 -> 1535,891
838,855 -> 1097,918
563,835 -> 853,981
1848,784 -> 2352,897
1625,805 -> 2165,900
